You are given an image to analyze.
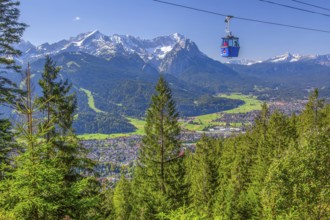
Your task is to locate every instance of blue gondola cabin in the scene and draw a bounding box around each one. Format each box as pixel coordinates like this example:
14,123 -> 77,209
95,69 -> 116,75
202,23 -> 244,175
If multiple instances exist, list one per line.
221,36 -> 240,58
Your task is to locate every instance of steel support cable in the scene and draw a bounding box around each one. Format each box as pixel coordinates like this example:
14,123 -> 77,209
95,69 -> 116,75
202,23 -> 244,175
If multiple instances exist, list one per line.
291,0 -> 330,12
153,0 -> 330,34
258,0 -> 330,17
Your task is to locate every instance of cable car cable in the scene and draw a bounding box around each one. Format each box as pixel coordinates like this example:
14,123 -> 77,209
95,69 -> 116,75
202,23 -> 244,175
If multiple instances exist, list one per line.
290,0 -> 330,12
258,0 -> 330,18
153,0 -> 330,34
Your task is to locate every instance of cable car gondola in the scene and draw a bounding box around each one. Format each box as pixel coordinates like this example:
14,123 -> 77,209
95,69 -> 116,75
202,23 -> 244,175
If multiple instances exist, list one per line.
221,16 -> 240,58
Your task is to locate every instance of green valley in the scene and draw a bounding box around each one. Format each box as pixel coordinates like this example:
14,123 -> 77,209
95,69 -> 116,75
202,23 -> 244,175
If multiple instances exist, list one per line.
78,93 -> 262,139
182,93 -> 262,131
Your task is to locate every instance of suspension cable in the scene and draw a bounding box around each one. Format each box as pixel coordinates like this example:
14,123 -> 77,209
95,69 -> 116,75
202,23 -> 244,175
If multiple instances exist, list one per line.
153,0 -> 330,34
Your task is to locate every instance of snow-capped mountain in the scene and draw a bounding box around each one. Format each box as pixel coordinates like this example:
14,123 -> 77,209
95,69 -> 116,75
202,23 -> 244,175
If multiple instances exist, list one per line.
263,52 -> 318,63
225,58 -> 262,66
17,31 -> 201,71
228,52 -> 330,66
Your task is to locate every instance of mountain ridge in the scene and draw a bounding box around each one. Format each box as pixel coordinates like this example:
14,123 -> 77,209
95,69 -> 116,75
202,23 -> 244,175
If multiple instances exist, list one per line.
226,52 -> 330,66
18,31 -> 195,70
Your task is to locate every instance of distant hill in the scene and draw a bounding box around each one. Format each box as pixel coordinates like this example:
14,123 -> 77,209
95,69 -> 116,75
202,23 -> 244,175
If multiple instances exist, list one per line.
227,52 -> 330,99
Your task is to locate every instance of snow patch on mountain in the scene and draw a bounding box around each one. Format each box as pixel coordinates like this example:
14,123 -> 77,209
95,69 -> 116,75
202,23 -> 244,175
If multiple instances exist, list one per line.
225,59 -> 262,66
266,52 -> 304,63
17,31 -> 191,67
227,52 -> 330,66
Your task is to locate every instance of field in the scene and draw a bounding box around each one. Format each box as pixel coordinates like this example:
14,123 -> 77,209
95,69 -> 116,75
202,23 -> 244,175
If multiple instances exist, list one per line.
78,117 -> 146,140
218,93 -> 262,113
181,93 -> 262,131
80,88 -> 104,113
78,93 -> 262,139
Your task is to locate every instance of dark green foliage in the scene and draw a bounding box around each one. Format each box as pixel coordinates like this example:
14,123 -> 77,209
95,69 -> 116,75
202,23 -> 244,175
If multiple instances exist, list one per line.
0,66 -> 65,219
38,56 -> 100,219
2,123 -> 64,219
0,0 -> 25,186
74,112 -> 136,134
104,89 -> 329,219
113,175 -> 132,220
132,76 -> 188,219
0,0 -> 26,212
214,135 -> 258,219
0,119 -> 15,180
38,55 -> 77,137
185,136 -> 222,218
0,0 -> 27,104
99,184 -> 115,220
0,58 -> 101,219
261,89 -> 330,219
204,90 -> 329,219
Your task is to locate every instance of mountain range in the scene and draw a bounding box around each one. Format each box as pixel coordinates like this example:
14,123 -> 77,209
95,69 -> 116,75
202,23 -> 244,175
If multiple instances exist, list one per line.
225,52 -> 330,66
12,31 -> 330,134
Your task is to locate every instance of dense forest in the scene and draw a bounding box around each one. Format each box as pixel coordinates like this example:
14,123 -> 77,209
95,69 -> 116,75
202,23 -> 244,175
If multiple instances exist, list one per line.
97,82 -> 330,220
0,1 -> 329,219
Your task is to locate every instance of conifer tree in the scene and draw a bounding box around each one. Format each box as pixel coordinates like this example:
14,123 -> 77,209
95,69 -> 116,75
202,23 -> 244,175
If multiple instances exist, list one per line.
0,65 -> 64,219
38,55 -> 76,139
214,135 -> 258,219
261,123 -> 330,219
186,136 -> 221,218
298,88 -> 325,140
37,56 -> 99,219
99,183 -> 115,220
0,118 -> 14,180
0,0 -> 26,183
132,75 -> 187,219
113,175 -> 132,220
0,0 -> 27,103
260,90 -> 330,219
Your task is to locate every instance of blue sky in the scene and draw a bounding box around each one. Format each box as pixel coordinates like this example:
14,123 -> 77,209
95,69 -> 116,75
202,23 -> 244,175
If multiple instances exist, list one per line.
19,0 -> 330,61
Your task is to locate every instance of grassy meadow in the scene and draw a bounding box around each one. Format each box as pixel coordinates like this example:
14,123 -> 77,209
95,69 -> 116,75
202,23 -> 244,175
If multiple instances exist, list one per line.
78,93 -> 262,139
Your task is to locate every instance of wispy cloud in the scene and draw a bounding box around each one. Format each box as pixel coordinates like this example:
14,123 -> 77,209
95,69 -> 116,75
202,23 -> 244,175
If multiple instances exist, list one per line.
73,16 -> 81,21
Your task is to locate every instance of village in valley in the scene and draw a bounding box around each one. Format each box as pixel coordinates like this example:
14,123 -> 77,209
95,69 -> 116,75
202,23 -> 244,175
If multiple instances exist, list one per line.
84,99 -> 308,180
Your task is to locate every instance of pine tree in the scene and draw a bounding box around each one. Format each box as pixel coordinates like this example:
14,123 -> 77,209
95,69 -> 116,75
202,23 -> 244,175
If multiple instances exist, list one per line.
186,136 -> 221,218
0,65 -> 64,219
0,0 -> 26,184
298,88 -> 326,141
113,175 -> 132,220
0,0 -> 27,104
38,55 -> 76,140
0,118 -> 15,180
214,135 -> 257,219
132,75 -> 187,219
37,56 -> 99,219
99,183 -> 115,220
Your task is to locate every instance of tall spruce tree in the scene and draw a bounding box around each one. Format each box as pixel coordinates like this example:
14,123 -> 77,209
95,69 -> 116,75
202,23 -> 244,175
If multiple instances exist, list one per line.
0,65 -> 64,219
186,136 -> 222,218
132,75 -> 187,219
113,175 -> 132,220
0,0 -> 27,103
0,118 -> 14,180
0,0 -> 26,183
37,57 -> 100,219
38,55 -> 76,139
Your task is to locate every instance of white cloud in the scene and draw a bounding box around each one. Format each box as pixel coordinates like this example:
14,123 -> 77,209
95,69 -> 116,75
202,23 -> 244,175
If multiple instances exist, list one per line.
73,16 -> 81,21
